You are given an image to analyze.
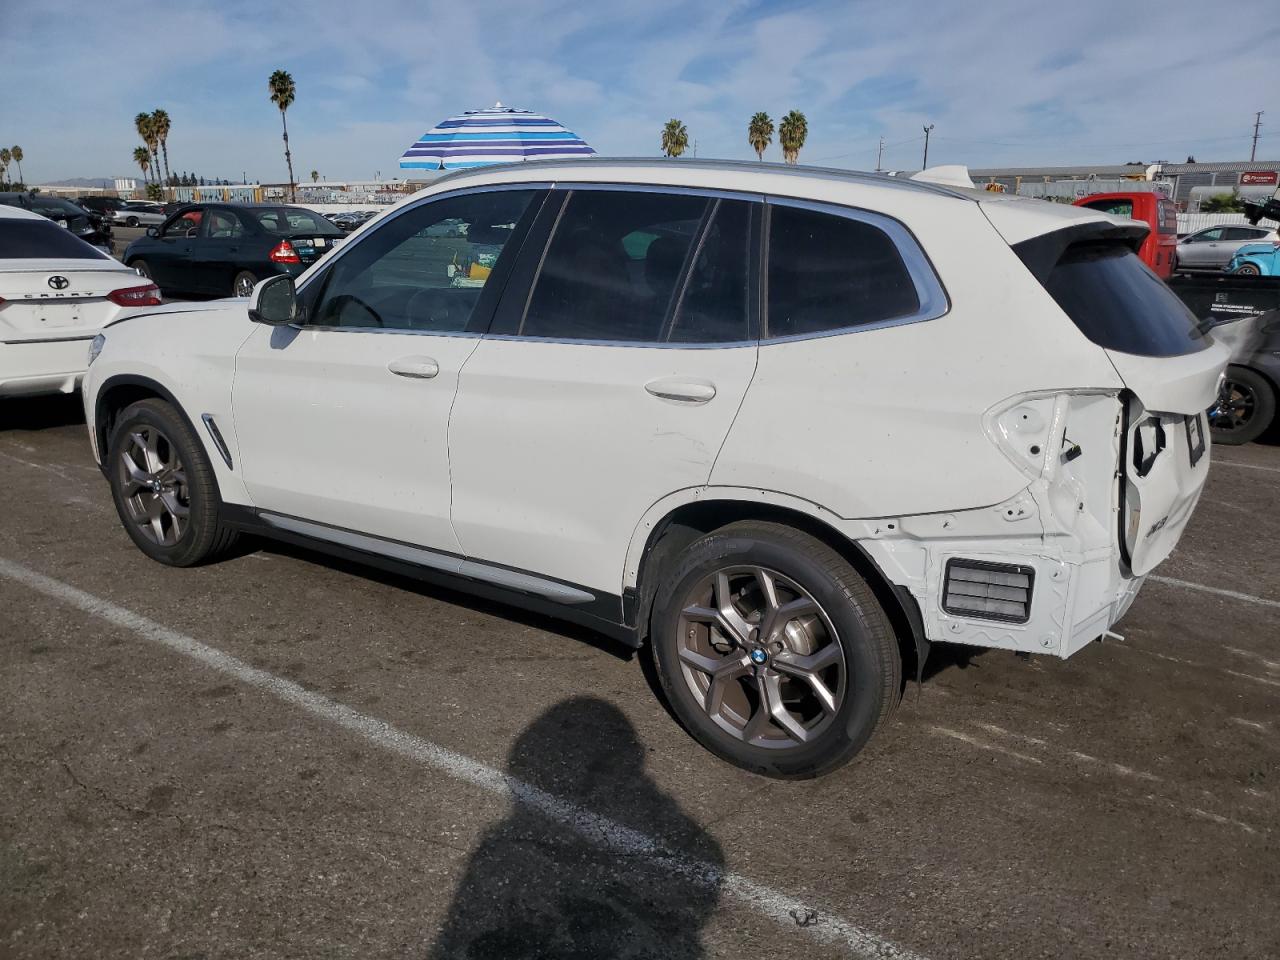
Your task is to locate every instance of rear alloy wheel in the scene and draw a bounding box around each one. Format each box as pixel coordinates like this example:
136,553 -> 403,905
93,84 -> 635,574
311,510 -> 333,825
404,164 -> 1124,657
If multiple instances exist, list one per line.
125,215 -> 139,228
233,270 -> 258,298
131,259 -> 152,280
1209,366 -> 1276,445
652,521 -> 900,778
107,399 -> 238,566
1232,263 -> 1262,276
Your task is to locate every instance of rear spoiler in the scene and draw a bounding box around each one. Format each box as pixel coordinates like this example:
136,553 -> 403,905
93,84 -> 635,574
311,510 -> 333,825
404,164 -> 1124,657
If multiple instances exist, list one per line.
1011,222 -> 1148,284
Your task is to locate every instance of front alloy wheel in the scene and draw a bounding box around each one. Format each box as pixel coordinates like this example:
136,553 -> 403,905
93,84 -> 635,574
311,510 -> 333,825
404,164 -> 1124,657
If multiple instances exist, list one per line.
116,426 -> 190,546
676,566 -> 845,747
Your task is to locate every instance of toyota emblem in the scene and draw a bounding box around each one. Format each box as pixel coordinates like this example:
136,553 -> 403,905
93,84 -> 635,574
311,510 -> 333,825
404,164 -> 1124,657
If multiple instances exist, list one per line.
48,276 -> 70,290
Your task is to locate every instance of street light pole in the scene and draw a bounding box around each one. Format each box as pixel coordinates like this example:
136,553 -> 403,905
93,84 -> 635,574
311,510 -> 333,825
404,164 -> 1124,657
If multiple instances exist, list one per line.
922,124 -> 935,169
1251,111 -> 1264,162
876,136 -> 884,172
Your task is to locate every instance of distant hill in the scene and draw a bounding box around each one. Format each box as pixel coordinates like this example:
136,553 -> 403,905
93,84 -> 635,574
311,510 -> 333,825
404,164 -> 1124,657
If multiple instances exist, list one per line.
37,177 -> 116,188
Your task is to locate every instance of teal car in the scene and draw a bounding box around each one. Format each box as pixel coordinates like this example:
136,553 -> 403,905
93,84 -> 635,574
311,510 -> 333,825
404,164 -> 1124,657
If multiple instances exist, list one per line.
1228,241 -> 1280,276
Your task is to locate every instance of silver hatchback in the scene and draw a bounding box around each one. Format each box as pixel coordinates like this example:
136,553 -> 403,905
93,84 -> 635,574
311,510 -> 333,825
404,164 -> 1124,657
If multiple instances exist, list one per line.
1176,223 -> 1278,272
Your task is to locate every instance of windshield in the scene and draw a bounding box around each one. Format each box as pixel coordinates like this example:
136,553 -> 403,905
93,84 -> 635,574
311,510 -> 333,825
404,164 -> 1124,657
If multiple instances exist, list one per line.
0,219 -> 109,259
1041,242 -> 1208,357
250,207 -> 343,236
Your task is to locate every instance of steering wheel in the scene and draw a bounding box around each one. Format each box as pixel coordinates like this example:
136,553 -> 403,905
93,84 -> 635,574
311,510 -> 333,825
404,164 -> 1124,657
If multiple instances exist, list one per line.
322,293 -> 384,327
405,288 -> 455,330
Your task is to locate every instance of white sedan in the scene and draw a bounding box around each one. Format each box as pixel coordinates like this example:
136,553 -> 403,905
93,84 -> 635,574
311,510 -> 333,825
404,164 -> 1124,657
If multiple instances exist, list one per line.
0,205 -> 162,398
113,203 -> 168,228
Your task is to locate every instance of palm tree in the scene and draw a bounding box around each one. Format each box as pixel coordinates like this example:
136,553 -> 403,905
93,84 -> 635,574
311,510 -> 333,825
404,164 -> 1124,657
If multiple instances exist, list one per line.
747,112 -> 773,161
134,113 -> 159,185
268,69 -> 297,201
133,147 -> 151,187
151,109 -> 173,196
661,118 -> 689,158
310,169 -> 319,183
779,109 -> 808,164
10,145 -> 23,185
0,148 -> 10,187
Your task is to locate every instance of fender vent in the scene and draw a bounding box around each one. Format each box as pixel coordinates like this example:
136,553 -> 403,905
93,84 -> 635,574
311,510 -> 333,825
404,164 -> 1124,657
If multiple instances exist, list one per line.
942,559 -> 1034,623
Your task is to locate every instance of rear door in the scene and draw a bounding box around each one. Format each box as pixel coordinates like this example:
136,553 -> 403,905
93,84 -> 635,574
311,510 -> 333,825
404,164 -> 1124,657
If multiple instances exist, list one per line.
448,187 -> 760,598
193,207 -> 248,295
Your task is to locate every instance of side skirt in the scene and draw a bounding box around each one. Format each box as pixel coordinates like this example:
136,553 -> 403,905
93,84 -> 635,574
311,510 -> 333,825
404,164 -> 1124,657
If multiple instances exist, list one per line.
219,505 -> 638,648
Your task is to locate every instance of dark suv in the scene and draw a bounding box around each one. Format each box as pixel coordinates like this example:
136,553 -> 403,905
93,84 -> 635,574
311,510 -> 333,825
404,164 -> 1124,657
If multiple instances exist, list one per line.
76,195 -> 130,221
0,192 -> 114,252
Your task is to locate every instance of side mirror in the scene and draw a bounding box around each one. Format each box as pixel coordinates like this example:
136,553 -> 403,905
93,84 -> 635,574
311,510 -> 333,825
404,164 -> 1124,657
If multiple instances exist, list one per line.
146,226 -> 159,237
248,275 -> 298,325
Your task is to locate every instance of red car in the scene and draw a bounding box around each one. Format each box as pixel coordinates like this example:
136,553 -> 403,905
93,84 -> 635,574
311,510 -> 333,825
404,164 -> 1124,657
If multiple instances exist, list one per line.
1074,192 -> 1179,279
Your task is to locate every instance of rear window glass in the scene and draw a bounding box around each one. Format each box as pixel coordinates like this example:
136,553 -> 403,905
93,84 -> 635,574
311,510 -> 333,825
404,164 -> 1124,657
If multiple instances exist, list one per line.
251,208 -> 342,235
1157,201 -> 1178,234
0,219 -> 108,259
1082,198 -> 1134,219
766,204 -> 920,339
1042,242 -> 1207,357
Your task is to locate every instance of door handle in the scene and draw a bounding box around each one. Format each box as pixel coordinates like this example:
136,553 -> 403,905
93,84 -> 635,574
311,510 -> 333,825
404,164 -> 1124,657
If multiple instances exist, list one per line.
388,356 -> 440,379
645,378 -> 716,403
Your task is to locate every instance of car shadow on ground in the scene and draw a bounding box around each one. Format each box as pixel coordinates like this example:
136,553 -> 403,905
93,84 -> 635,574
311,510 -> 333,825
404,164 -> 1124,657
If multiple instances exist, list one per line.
0,394 -> 85,432
425,696 -> 724,960
255,539 -> 637,662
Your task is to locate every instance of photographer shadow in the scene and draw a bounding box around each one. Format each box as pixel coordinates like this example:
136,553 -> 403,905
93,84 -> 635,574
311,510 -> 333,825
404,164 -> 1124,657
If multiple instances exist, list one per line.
428,696 -> 723,959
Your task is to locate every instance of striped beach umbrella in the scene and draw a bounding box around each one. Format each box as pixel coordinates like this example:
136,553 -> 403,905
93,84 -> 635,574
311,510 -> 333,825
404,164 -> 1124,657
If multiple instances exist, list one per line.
399,102 -> 596,171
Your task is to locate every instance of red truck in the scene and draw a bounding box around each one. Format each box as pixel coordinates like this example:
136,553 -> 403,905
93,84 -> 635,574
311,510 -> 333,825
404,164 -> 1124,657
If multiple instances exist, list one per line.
1073,192 -> 1179,279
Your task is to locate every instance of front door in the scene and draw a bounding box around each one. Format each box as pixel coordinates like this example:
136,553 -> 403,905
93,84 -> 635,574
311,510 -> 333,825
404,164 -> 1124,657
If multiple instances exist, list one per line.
232,187 -> 543,554
1179,228 -> 1222,269
449,188 -> 760,598
147,207 -> 203,291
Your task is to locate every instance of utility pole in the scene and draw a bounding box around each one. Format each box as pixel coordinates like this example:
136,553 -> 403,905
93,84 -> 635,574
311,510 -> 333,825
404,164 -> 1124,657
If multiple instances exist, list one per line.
922,124 -> 935,169
876,136 -> 884,172
1251,111 -> 1264,162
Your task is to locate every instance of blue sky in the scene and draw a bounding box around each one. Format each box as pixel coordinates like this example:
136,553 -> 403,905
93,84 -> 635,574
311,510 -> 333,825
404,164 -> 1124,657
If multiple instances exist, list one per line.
3,0 -> 1278,184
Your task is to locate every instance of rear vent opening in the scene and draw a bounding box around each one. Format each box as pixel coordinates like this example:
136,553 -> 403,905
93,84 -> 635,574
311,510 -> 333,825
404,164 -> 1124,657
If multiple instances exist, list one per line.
942,559 -> 1034,623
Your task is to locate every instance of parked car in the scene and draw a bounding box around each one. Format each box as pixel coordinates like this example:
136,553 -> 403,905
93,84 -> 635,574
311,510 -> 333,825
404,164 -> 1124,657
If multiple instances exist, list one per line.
122,203 -> 346,297
83,159 -> 1225,777
77,196 -> 131,222
0,205 -> 160,398
115,202 -> 168,228
1227,240 -> 1280,276
1176,224 -> 1278,273
1073,192 -> 1179,278
330,209 -> 377,232
0,192 -> 114,254
1169,274 -> 1280,444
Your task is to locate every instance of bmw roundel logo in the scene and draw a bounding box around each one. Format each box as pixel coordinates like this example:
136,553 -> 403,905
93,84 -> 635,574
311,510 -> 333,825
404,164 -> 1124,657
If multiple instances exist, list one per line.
749,648 -> 768,665
48,275 -> 70,290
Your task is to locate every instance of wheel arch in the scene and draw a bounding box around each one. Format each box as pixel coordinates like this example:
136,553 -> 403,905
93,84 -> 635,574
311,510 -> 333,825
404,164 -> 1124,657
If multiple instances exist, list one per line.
95,375 -> 207,477
626,491 -> 928,680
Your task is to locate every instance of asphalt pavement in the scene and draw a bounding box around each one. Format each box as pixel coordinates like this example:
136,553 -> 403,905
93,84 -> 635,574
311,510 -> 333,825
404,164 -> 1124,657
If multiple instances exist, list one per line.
1,396 -> 1277,960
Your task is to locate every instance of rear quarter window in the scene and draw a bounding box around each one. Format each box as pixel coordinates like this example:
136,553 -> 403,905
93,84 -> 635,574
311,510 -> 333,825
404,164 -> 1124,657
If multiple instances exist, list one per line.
1040,242 -> 1207,357
0,219 -> 108,259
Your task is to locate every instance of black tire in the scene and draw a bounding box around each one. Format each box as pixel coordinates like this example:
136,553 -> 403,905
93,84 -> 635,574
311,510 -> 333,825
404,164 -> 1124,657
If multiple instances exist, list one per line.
106,398 -> 239,566
1232,263 -> 1262,276
232,270 -> 258,298
1210,366 -> 1276,446
651,520 -> 901,779
125,216 -> 139,228
131,259 -> 152,280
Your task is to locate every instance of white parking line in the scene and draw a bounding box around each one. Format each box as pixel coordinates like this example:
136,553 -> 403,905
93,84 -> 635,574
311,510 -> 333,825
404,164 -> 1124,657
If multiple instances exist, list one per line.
1148,575 -> 1280,610
1212,460 -> 1280,475
0,556 -> 926,960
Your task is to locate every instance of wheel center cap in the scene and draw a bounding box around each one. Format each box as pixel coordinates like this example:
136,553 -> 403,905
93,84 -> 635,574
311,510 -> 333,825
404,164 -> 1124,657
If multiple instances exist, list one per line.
149,478 -> 163,493
749,648 -> 768,665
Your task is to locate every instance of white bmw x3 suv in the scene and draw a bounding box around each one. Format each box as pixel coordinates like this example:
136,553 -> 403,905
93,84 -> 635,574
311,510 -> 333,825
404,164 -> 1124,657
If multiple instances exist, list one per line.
1,205 -> 161,398
81,159 -> 1226,777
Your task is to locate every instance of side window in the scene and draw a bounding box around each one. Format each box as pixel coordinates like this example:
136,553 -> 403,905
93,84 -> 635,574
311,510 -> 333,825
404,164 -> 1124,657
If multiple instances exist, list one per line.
1223,227 -> 1260,241
311,189 -> 537,333
204,209 -> 244,239
766,204 -> 921,339
162,208 -> 202,237
1197,228 -> 1223,242
519,190 -> 709,342
666,199 -> 753,343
